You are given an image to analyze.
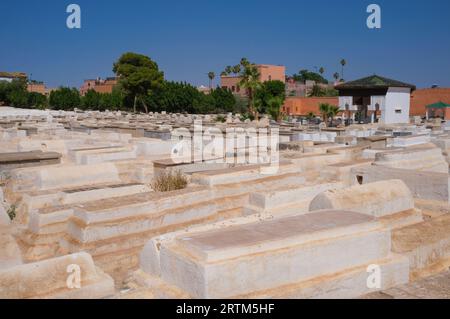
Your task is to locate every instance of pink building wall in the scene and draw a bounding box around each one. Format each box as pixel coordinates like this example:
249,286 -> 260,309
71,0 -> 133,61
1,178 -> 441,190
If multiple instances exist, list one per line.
220,64 -> 286,96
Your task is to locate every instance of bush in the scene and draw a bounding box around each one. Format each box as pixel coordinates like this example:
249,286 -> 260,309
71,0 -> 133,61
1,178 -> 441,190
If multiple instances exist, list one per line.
7,204 -> 16,221
240,113 -> 255,122
215,115 -> 226,123
28,92 -> 48,109
151,170 -> 188,192
49,87 -> 81,110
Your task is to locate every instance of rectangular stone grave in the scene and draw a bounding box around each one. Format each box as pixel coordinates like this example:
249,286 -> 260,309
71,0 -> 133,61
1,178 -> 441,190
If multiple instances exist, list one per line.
154,210 -> 408,298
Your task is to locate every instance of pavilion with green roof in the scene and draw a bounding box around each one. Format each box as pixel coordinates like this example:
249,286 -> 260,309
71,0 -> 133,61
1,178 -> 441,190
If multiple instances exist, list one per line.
335,75 -> 416,125
425,101 -> 450,120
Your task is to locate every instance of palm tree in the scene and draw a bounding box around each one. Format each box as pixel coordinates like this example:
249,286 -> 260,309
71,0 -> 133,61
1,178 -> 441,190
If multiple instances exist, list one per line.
319,67 -> 325,75
266,96 -> 285,123
232,65 -> 241,75
240,57 -> 249,66
340,59 -> 347,81
319,103 -> 330,125
224,65 -> 233,75
327,105 -> 341,126
333,72 -> 340,82
239,60 -> 261,118
207,72 -> 215,89
319,103 -> 340,127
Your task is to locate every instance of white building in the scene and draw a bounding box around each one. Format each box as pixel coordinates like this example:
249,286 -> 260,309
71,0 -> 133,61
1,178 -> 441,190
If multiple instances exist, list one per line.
336,75 -> 416,124
0,72 -> 27,83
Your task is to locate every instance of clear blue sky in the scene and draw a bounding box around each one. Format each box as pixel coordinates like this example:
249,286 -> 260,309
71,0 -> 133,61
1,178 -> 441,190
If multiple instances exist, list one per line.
1,0 -> 449,89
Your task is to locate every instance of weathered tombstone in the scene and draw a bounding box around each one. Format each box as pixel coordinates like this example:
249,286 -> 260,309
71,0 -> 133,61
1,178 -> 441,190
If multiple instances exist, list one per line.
259,117 -> 270,127
309,179 -> 415,218
0,188 -> 9,226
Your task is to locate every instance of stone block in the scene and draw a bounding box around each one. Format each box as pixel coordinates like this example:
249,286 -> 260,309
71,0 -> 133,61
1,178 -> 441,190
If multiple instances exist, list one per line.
309,180 -> 414,218
351,166 -> 450,203
145,211 -> 408,298
0,252 -> 114,299
0,231 -> 23,269
373,144 -> 448,173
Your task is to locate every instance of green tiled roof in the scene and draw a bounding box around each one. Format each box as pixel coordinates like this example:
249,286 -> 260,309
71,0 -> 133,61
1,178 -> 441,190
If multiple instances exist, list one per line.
426,101 -> 450,109
336,75 -> 416,90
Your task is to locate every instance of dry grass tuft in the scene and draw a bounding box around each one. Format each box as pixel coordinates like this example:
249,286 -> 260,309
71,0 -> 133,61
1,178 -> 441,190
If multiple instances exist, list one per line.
151,170 -> 188,192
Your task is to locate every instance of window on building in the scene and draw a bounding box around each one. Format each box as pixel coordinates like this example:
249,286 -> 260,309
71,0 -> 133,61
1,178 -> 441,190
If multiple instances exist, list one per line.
395,109 -> 402,114
231,86 -> 235,92
236,85 -> 240,93
268,75 -> 272,81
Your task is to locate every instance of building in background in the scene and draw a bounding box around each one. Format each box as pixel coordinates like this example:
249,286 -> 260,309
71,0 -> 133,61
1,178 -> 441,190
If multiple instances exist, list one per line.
197,85 -> 211,94
285,78 -> 335,97
27,81 -> 48,95
0,71 -> 27,82
1,71 -> 51,96
80,77 -> 118,96
336,75 -> 416,124
282,97 -> 339,116
220,64 -> 286,96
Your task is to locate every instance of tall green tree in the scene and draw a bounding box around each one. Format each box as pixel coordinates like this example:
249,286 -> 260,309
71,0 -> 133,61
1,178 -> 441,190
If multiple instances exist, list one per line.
82,89 -> 101,110
105,86 -> 125,110
192,93 -> 216,114
266,96 -> 285,122
238,58 -> 261,118
333,72 -> 340,82
146,81 -> 199,114
8,89 -> 28,107
293,69 -> 328,84
113,52 -> 164,113
207,72 -> 215,89
210,87 -> 236,113
27,92 -> 47,109
49,87 -> 81,110
254,80 -> 286,120
0,79 -> 28,107
340,59 -> 347,81
224,66 -> 233,75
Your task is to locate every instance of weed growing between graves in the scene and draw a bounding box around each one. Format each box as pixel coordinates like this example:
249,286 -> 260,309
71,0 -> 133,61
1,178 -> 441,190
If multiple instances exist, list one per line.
151,170 -> 188,192
215,115 -> 226,123
7,204 -> 16,221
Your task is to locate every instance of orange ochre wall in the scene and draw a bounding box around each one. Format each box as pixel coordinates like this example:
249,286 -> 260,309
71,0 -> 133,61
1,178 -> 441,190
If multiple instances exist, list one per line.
27,84 -> 47,95
283,97 -> 339,116
258,65 -> 286,83
411,88 -> 450,116
283,89 -> 450,117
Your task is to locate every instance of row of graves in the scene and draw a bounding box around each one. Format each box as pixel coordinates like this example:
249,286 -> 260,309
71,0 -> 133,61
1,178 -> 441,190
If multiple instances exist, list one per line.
0,107 -> 450,298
